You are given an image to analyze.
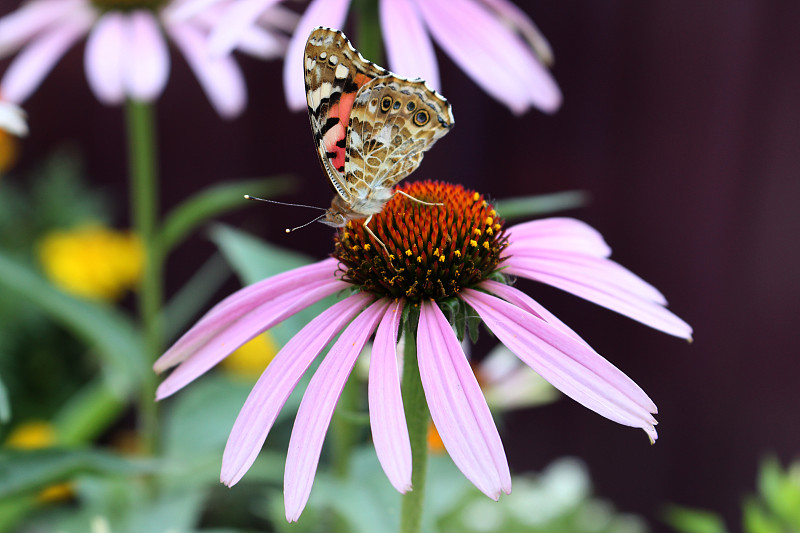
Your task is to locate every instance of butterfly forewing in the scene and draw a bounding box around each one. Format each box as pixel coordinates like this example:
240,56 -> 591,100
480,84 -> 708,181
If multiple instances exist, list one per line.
304,29 -> 385,203
304,27 -> 454,223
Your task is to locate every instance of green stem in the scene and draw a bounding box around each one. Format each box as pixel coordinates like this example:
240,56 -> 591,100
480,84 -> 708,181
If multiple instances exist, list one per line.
125,99 -> 162,455
354,0 -> 383,62
400,318 -> 429,533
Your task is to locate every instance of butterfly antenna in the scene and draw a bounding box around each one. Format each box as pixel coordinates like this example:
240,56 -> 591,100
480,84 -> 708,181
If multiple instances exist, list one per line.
243,195 -> 326,212
285,214 -> 326,233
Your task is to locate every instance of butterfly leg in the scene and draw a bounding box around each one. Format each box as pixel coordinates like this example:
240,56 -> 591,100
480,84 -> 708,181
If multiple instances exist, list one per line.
394,190 -> 444,207
362,215 -> 390,255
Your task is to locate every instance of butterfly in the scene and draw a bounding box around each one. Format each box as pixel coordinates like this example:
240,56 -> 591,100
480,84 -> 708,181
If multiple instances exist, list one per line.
304,27 -> 454,248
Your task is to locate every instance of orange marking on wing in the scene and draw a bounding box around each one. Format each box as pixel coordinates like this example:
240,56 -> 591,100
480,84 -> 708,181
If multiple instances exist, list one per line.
324,89 -> 359,171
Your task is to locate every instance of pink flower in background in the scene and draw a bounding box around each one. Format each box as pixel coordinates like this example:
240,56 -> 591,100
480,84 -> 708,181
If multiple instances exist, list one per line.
154,181 -> 691,521
0,0 -> 294,117
192,0 -> 560,114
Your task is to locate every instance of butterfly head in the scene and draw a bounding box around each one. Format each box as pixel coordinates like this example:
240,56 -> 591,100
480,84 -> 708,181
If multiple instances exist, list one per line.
321,195 -> 357,227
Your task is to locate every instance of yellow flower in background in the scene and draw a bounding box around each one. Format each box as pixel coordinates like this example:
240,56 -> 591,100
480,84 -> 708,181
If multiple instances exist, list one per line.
220,333 -> 280,378
5,420 -> 73,502
38,224 -> 143,301
5,420 -> 56,449
0,129 -> 18,173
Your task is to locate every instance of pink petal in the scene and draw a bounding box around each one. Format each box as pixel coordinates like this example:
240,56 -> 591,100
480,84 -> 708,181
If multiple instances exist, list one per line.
123,11 -> 170,102
460,289 -> 658,442
379,0 -> 440,89
284,298 -> 389,521
417,300 -> 511,499
477,0 -> 553,65
1,9 -> 93,104
505,249 -> 667,305
155,264 -> 346,399
155,258 -> 340,372
479,280 -> 589,347
503,255 -> 693,339
166,21 -> 247,118
505,218 -> 611,258
165,0 -> 229,23
282,0 -> 351,111
0,0 -> 85,58
413,0 -> 561,114
208,0 -> 281,57
84,12 -> 126,104
155,280 -> 344,399
231,25 -> 287,59
221,292 -> 375,489
368,299 -> 411,493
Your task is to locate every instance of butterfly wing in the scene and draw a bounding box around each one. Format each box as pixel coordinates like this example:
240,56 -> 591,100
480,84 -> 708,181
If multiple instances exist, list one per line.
344,78 -> 454,204
304,28 -> 386,204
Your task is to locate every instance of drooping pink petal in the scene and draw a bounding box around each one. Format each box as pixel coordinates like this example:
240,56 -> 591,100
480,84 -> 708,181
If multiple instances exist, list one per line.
460,288 -> 658,442
221,292 -> 375,488
417,300 -> 511,499
477,0 -> 554,65
284,298 -> 389,521
503,254 -> 692,339
166,21 -> 247,118
505,218 -> 611,258
368,298 -> 412,493
282,0 -> 351,111
208,0 -> 281,57
123,11 -> 170,102
166,0 -> 229,23
479,279 -> 589,347
84,12 -> 126,104
1,8 -> 94,104
231,25 -> 287,59
155,280 -> 345,399
0,0 -> 84,58
155,258 -> 342,373
379,0 -> 440,90
413,0 -> 561,114
505,249 -> 667,305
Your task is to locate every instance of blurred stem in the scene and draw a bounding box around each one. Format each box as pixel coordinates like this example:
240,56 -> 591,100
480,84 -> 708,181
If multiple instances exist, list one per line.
354,0 -> 383,62
125,99 -> 162,455
400,323 -> 428,533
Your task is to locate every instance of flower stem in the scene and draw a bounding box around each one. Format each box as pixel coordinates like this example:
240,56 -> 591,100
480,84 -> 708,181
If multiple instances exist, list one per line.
400,320 -> 429,533
354,0 -> 383,62
125,99 -> 162,455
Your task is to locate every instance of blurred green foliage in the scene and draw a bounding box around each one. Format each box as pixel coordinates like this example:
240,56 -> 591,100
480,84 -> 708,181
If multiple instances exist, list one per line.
666,459 -> 800,533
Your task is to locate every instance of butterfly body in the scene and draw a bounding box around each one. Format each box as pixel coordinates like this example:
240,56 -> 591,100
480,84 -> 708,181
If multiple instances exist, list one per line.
304,28 -> 454,229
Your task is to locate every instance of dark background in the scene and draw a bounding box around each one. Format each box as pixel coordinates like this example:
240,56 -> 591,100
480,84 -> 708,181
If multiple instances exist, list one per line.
4,1 -> 799,530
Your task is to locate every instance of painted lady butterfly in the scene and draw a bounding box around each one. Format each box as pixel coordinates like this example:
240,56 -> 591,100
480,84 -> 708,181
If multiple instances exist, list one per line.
304,27 -> 454,247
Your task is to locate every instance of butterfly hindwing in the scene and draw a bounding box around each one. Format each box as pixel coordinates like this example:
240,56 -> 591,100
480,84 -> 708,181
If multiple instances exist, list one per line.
345,78 -> 454,202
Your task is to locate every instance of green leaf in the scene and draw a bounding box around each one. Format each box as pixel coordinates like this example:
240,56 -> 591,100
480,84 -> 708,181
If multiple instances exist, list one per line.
0,375 -> 9,423
493,190 -> 589,220
663,505 -> 729,533
0,448 -> 155,499
743,499 -> 783,533
163,252 -> 231,340
0,251 -> 146,393
209,223 -> 312,284
756,458 -> 800,528
160,176 -> 293,253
